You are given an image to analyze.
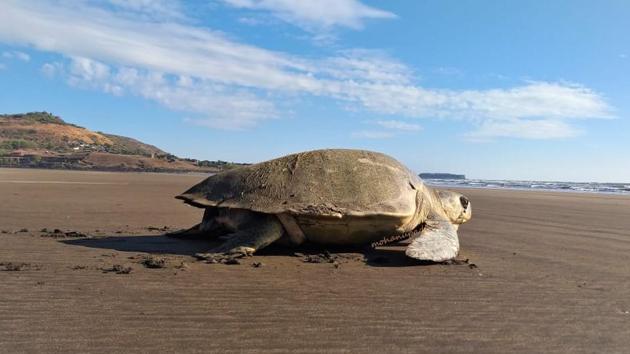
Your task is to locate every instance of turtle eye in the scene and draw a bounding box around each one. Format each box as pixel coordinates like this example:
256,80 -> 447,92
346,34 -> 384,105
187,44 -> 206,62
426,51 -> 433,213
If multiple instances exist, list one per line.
460,196 -> 469,209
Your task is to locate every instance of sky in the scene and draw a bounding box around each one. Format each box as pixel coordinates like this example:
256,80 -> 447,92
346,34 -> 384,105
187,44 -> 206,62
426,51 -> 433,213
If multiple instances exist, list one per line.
0,0 -> 628,182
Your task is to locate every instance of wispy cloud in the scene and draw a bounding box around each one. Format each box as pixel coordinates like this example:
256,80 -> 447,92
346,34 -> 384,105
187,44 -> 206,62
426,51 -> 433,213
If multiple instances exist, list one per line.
465,119 -> 582,141
221,0 -> 396,30
40,62 -> 63,78
352,119 -> 422,140
107,0 -> 184,20
351,130 -> 395,139
237,16 -> 273,26
2,50 -> 30,61
375,120 -> 422,131
0,0 -> 614,139
433,66 -> 464,77
319,49 -> 413,85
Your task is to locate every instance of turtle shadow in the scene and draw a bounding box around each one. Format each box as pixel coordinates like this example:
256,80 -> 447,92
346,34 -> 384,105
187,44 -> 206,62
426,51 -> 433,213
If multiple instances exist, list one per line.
257,244 -> 431,267
61,234 -> 219,256
362,249 -> 435,267
61,235 -> 438,267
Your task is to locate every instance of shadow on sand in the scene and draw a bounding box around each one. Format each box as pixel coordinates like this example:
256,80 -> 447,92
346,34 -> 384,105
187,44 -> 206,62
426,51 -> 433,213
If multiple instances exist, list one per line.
62,234 -> 433,267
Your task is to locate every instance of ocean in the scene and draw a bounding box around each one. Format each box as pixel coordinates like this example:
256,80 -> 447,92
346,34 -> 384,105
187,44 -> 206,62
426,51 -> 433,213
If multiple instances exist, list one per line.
423,179 -> 630,195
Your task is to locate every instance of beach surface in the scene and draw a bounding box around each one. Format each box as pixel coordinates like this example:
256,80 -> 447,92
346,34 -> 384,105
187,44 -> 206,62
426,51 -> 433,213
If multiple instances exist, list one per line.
1,168 -> 629,353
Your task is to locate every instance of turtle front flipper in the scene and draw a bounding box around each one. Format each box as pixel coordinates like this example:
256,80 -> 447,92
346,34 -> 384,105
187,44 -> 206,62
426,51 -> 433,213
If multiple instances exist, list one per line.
405,218 -> 459,262
195,214 -> 284,264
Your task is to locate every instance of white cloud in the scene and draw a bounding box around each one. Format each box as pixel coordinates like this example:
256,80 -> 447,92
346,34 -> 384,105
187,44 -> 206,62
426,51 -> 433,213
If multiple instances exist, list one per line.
375,120 -> 422,131
69,57 -> 111,82
0,1 -> 615,138
62,57 -> 276,128
453,82 -> 612,121
222,0 -> 396,30
2,50 -> 30,61
335,81 -> 612,122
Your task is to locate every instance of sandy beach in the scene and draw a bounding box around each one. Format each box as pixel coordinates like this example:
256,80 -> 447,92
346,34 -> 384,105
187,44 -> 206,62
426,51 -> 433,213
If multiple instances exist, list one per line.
1,168 -> 629,353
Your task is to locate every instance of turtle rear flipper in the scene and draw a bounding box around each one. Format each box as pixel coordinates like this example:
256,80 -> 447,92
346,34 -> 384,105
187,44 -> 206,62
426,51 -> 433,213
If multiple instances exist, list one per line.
405,218 -> 459,262
166,223 -> 230,239
195,214 -> 284,263
166,223 -> 203,238
167,208 -> 228,239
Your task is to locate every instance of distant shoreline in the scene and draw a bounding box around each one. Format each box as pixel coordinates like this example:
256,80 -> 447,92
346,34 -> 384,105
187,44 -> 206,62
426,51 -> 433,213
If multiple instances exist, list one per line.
0,166 -> 213,176
0,164 -> 214,175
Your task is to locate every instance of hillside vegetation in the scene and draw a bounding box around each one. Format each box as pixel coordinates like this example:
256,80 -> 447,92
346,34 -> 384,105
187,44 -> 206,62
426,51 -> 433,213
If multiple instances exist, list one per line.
0,112 -> 164,156
0,112 -> 245,172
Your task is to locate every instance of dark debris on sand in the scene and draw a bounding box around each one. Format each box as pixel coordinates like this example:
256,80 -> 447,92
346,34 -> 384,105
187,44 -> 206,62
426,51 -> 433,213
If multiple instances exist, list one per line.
1,262 -> 41,271
194,252 -> 248,265
175,261 -> 189,270
40,228 -> 88,238
101,264 -> 132,274
294,251 -> 365,268
146,226 -> 171,232
441,258 -> 478,269
139,255 -> 168,269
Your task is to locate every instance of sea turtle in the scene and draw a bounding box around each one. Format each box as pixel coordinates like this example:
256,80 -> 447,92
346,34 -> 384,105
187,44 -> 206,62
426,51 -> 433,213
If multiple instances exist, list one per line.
173,149 -> 472,263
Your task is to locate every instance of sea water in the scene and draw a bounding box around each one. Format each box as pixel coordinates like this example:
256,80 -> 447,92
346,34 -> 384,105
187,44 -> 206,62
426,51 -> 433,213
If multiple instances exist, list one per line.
424,179 -> 630,195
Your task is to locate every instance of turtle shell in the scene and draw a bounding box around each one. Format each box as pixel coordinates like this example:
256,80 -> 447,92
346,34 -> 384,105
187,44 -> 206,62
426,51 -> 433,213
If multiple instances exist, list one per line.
177,149 -> 424,219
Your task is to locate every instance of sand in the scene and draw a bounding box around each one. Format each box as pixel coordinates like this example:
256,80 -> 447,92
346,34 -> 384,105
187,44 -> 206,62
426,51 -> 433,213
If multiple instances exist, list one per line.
1,168 -> 629,353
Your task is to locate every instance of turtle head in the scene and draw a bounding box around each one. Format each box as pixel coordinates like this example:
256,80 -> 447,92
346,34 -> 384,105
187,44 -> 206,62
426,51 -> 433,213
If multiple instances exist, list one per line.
435,189 -> 472,225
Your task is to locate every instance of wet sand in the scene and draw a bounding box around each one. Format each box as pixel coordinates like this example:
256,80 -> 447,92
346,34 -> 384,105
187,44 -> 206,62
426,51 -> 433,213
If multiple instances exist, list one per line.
1,168 -> 629,353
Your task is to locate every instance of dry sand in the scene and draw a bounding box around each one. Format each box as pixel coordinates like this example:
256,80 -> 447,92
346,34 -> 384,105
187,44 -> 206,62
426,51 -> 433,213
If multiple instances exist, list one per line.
1,168 -> 629,353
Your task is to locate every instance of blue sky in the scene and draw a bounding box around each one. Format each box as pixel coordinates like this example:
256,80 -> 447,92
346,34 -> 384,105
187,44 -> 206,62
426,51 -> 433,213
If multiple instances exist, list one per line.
0,0 -> 628,182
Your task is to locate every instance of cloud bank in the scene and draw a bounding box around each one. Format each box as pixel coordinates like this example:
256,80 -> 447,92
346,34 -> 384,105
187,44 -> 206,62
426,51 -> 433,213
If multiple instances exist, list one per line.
0,0 -> 614,139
